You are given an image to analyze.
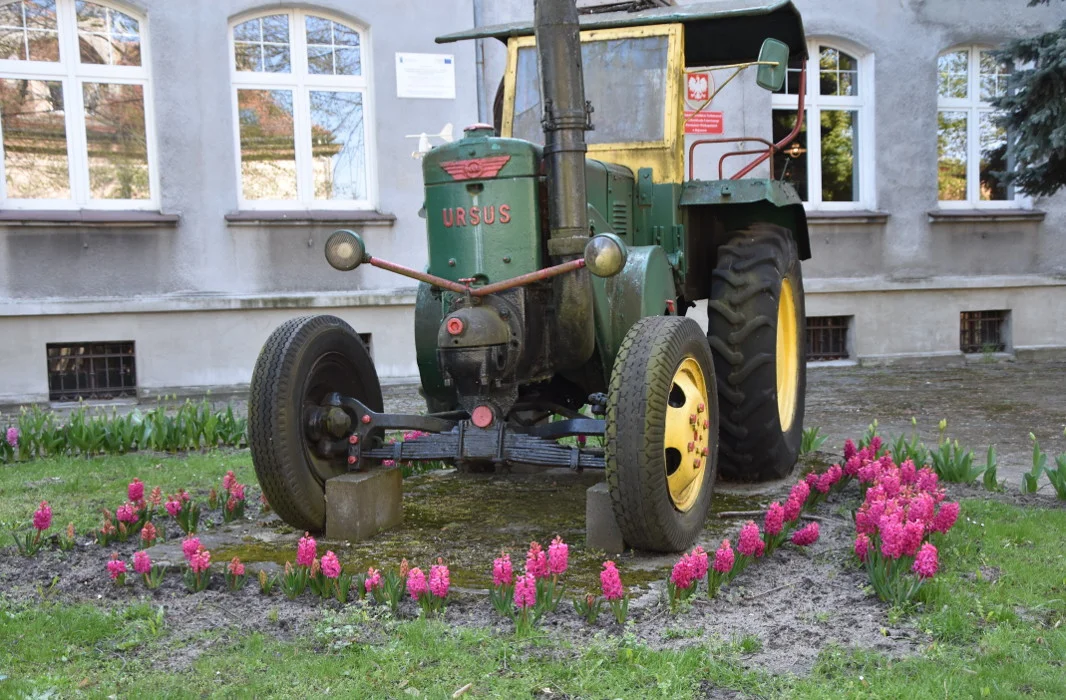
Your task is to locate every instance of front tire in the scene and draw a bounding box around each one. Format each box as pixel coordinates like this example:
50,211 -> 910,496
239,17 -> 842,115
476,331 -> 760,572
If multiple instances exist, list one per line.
605,316 -> 718,552
248,315 -> 382,533
707,224 -> 806,481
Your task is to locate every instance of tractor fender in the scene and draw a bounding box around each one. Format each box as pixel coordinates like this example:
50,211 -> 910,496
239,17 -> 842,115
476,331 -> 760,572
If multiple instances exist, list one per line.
679,178 -> 811,260
591,245 -> 678,378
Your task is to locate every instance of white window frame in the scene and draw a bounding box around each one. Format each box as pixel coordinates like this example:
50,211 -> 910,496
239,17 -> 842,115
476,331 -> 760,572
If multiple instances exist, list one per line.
228,8 -> 376,211
0,0 -> 158,210
771,38 -> 875,211
936,45 -> 1028,210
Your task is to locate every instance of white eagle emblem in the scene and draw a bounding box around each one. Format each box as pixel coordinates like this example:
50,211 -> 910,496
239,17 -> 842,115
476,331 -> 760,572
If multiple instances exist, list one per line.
688,74 -> 709,101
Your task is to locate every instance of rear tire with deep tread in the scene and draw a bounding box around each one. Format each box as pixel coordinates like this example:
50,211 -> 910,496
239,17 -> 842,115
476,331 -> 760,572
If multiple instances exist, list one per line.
707,224 -> 806,481
248,315 -> 382,533
605,316 -> 718,552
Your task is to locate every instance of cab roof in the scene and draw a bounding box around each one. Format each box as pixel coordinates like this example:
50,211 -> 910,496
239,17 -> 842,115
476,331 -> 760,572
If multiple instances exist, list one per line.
436,0 -> 807,66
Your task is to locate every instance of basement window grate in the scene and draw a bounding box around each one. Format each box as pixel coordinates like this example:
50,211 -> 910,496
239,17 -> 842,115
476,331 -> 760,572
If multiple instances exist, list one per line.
806,316 -> 850,361
960,310 -> 1008,354
47,341 -> 137,402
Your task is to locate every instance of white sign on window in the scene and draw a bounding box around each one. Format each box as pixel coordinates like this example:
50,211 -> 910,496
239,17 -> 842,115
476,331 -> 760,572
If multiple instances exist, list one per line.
396,53 -> 456,99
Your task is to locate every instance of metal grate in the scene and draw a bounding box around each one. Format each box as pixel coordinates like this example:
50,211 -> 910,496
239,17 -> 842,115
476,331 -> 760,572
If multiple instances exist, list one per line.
47,341 -> 137,402
960,310 -> 1008,353
806,316 -> 850,361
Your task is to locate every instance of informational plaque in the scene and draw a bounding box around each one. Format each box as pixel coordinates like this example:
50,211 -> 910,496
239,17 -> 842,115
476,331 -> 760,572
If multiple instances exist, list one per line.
396,53 -> 456,100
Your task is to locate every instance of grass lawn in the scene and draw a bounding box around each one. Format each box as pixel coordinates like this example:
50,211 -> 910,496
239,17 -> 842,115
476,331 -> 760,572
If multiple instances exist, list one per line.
2,453 -> 1065,698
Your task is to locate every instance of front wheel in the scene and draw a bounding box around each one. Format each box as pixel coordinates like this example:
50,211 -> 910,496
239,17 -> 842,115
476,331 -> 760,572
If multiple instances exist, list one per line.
605,316 -> 719,552
707,224 -> 806,481
248,315 -> 382,533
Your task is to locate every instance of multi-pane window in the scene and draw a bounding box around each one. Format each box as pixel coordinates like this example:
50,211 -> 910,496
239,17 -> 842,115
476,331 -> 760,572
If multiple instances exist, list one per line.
806,316 -> 851,361
771,41 -> 873,209
0,0 -> 155,208
230,10 -> 372,209
937,47 -> 1014,206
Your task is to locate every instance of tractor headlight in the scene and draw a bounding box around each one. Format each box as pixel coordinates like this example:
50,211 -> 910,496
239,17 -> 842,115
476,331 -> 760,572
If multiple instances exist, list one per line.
325,230 -> 366,271
584,233 -> 628,278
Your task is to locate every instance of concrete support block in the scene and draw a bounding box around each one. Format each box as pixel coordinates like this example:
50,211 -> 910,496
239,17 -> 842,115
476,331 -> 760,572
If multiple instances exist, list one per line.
586,482 -> 625,554
325,469 -> 403,541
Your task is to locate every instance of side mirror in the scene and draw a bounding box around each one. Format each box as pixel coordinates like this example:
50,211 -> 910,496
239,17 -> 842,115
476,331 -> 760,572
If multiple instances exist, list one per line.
756,38 -> 790,92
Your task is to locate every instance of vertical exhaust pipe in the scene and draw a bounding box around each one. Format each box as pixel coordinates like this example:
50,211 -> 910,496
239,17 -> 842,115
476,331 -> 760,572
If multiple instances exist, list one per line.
535,0 -> 596,370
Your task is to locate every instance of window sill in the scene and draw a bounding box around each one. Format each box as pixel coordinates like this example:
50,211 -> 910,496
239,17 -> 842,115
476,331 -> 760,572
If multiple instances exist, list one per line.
225,210 -> 397,227
927,209 -> 1046,224
805,210 -> 889,225
0,210 -> 180,227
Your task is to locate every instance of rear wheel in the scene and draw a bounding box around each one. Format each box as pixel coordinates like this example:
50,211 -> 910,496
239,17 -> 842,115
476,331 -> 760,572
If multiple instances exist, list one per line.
707,224 -> 806,481
248,315 -> 382,532
605,316 -> 718,552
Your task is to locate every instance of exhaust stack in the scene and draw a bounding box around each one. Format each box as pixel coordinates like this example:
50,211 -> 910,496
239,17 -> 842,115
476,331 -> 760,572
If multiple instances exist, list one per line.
535,0 -> 596,370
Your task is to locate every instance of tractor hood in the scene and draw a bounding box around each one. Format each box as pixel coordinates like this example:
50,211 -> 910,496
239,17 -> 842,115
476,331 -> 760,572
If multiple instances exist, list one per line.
423,126 -> 541,187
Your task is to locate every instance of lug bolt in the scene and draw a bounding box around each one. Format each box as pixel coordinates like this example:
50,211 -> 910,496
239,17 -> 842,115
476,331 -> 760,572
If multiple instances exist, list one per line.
694,458 -> 702,469
361,415 -> 371,424
347,456 -> 356,465
349,435 -> 359,444
697,402 -> 705,413
687,441 -> 695,453
689,413 -> 697,425
701,447 -> 709,456
703,419 -> 710,430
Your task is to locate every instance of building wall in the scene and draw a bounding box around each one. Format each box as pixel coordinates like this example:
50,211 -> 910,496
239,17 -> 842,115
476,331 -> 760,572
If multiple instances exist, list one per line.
0,0 -> 479,404
1,0 -> 1064,406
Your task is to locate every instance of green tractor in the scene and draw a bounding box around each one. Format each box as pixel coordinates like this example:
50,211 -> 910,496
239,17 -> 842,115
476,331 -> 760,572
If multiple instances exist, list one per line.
248,0 -> 811,552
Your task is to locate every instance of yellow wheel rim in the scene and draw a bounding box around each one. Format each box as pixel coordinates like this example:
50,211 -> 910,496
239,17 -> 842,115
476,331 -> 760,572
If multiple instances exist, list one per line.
776,277 -> 799,432
663,357 -> 711,512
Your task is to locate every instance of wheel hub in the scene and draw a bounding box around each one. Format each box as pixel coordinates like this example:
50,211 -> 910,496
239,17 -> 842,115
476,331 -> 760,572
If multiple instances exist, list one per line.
776,278 -> 799,432
662,357 -> 711,512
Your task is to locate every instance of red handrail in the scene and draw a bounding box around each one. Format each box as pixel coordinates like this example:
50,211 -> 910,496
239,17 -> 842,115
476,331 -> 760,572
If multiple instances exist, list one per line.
686,60 -> 807,182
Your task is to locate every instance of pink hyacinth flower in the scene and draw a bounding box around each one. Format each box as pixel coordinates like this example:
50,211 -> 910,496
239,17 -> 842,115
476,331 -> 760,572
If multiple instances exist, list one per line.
190,547 -> 211,574
600,561 -> 624,601
128,478 -> 145,503
231,483 -> 245,500
514,572 -> 536,609
713,539 -> 735,574
32,501 -> 52,532
764,502 -> 785,536
164,498 -> 182,518
930,501 -> 960,534
321,551 -> 341,579
844,455 -> 862,477
107,553 -> 127,580
790,521 -> 820,546
789,480 -> 811,507
783,495 -> 803,523
526,541 -> 549,579
854,533 -> 871,562
901,519 -> 926,557
670,554 -> 695,590
878,516 -> 905,559
492,553 -> 513,587
912,542 -> 939,578
869,436 -> 882,453
140,521 -> 157,546
227,557 -> 245,577
5,426 -> 17,448
296,532 -> 317,567
547,536 -> 569,576
407,567 -> 428,600
365,567 -> 382,593
804,472 -> 820,490
843,438 -> 857,461
429,564 -> 450,599
690,546 -> 709,580
222,470 -> 236,493
737,521 -> 765,558
133,550 -> 152,575
916,468 -> 940,494
908,492 -> 936,525
182,536 -> 201,563
116,503 -> 138,524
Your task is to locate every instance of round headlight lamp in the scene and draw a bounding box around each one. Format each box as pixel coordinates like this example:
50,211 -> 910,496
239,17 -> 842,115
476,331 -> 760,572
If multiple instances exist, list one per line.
325,230 -> 367,271
584,233 -> 628,278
